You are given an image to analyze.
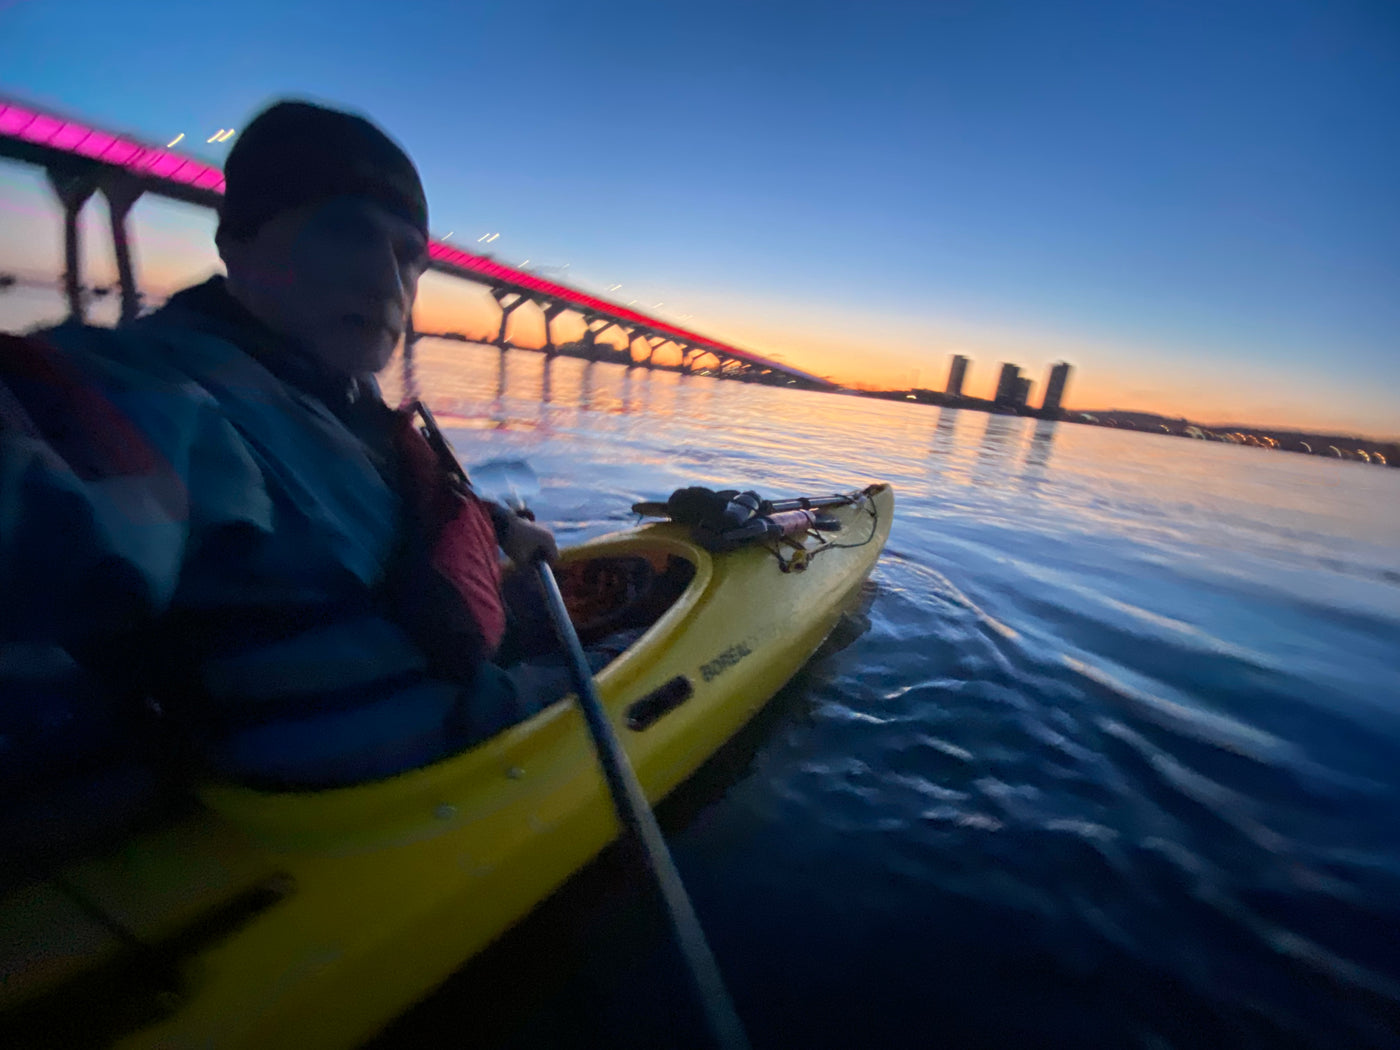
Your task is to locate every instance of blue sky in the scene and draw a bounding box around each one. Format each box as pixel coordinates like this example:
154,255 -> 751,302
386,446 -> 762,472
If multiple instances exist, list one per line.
1,0 -> 1397,434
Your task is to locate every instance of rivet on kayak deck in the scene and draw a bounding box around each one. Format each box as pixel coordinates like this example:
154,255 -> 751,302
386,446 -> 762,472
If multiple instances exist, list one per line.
433,803 -> 457,821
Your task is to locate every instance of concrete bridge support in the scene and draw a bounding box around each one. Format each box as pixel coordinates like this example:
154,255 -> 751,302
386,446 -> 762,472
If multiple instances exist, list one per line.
46,166 -> 100,322
491,288 -> 529,347
583,317 -> 617,359
646,336 -> 671,367
101,173 -> 143,326
718,358 -> 753,381
541,301 -> 566,354
679,345 -> 705,374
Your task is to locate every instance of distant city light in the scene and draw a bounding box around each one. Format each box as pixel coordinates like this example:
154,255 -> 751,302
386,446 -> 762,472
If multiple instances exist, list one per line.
217,129 -> 235,142
653,302 -> 664,308
477,233 -> 490,242
520,260 -> 530,267
443,231 -> 453,239
166,133 -> 184,148
206,131 -> 222,143
485,232 -> 500,243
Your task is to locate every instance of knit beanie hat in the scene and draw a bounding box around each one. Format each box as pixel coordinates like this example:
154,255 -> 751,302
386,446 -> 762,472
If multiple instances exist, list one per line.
217,100 -> 428,242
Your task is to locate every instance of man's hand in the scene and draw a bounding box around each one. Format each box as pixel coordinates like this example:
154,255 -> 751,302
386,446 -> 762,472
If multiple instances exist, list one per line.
499,512 -> 559,566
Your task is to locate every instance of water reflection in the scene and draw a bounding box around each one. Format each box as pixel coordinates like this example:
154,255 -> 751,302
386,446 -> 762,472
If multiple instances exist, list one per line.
1018,419 -> 1057,491
618,367 -> 632,416
930,406 -> 960,454
578,360 -> 595,412
926,406 -> 962,481
487,349 -> 509,429
972,412 -> 1023,485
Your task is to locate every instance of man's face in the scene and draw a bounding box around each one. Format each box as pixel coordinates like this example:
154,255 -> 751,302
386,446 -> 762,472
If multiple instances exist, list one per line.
220,196 -> 429,377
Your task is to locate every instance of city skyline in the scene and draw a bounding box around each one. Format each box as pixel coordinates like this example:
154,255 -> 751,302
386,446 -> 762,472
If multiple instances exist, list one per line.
0,1 -> 1395,437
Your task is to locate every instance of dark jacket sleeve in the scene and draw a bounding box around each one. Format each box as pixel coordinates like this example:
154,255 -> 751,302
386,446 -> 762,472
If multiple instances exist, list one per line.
0,328 -> 243,875
0,328 -> 265,675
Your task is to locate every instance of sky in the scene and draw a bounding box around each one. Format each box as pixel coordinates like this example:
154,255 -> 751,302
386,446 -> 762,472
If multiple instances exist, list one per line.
1,0 -> 1397,437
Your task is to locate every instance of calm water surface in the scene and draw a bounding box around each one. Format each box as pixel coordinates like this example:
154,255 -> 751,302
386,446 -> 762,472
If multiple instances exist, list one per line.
377,345 -> 1400,1050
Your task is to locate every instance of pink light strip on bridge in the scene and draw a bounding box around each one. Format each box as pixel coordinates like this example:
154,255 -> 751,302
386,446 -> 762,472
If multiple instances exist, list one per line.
0,101 -> 225,193
0,99 -> 826,383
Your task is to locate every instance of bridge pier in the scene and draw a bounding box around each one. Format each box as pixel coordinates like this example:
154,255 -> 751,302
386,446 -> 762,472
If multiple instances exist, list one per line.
491,288 -> 529,347
46,165 -> 101,322
646,336 -> 669,367
541,301 -> 566,354
401,312 -> 421,404
583,317 -> 617,360
719,356 -> 750,380
101,172 -> 143,326
717,355 -> 749,380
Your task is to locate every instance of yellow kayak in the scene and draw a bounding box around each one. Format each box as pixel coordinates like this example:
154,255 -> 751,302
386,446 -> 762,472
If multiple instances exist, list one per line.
2,483 -> 893,1049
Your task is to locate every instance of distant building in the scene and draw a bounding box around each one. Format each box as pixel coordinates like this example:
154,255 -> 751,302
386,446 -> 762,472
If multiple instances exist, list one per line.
1042,362 -> 1072,416
994,363 -> 1022,406
1013,376 -> 1033,409
946,354 -> 969,398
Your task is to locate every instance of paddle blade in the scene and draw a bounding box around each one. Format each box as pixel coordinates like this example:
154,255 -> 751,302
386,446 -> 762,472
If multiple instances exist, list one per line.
471,458 -> 540,512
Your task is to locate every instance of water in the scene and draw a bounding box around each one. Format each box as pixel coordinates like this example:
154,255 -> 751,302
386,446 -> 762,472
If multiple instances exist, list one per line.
376,344 -> 1400,1050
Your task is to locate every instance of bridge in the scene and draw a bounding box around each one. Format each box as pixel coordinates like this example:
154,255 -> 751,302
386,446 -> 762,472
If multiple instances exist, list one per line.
0,98 -> 834,389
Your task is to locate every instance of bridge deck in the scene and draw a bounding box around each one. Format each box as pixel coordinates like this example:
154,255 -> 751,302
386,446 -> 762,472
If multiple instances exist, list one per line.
0,98 -> 831,387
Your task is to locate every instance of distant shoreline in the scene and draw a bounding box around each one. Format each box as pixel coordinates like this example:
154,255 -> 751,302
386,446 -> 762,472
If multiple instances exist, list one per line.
845,387 -> 1399,467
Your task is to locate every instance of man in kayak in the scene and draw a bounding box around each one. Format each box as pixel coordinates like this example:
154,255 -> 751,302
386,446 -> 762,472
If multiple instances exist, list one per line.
0,100 -> 557,792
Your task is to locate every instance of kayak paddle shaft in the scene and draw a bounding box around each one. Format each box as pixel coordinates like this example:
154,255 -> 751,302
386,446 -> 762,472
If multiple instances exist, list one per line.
534,561 -> 752,1050
432,419 -> 750,1048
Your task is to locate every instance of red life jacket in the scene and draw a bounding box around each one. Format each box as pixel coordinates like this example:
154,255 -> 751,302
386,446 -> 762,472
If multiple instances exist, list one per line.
390,408 -> 506,662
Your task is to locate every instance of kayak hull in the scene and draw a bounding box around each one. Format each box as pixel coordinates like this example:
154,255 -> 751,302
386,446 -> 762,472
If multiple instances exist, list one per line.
5,483 -> 893,1049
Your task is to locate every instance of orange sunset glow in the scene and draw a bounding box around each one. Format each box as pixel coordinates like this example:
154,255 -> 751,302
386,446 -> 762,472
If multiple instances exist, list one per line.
0,159 -> 1393,440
